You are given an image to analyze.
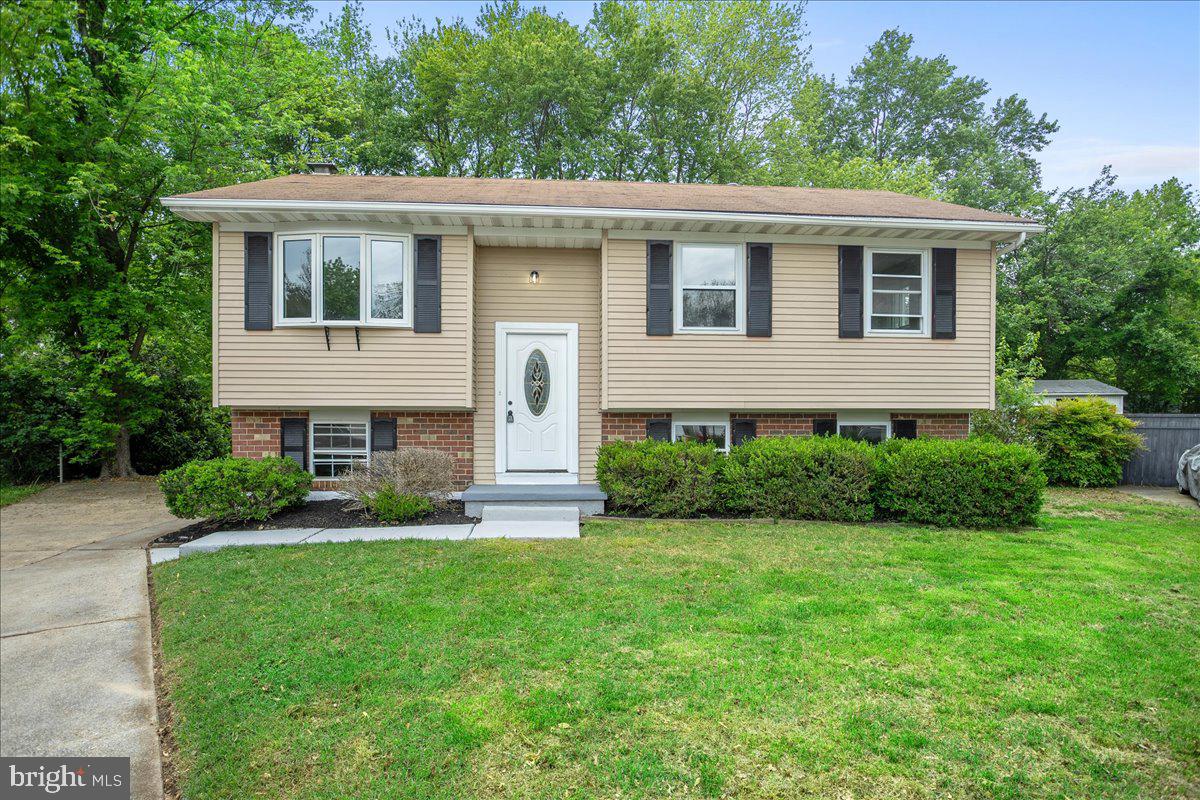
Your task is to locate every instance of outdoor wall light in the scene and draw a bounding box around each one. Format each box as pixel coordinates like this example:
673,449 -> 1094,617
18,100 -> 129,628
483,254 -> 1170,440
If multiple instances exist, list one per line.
529,270 -> 540,285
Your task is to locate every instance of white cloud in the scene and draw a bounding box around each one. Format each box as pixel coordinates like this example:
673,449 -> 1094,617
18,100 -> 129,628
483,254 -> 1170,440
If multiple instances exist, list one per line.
1038,138 -> 1200,191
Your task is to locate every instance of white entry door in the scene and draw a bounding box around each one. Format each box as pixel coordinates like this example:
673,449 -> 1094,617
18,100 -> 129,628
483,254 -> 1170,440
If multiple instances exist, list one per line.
503,330 -> 571,473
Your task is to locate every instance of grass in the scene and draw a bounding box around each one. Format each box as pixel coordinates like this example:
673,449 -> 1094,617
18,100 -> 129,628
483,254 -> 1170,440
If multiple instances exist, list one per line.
153,490 -> 1199,799
0,482 -> 46,507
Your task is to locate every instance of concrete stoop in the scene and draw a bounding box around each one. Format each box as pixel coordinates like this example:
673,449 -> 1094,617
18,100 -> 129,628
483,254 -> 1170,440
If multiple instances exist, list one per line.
472,504 -> 581,539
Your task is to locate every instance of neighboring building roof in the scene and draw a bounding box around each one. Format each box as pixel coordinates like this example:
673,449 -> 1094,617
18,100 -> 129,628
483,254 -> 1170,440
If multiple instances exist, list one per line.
1032,379 -> 1127,397
166,174 -> 1035,225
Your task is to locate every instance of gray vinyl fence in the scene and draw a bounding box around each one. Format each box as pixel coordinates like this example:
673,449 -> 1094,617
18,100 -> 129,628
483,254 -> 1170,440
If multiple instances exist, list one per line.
1122,414 -> 1200,486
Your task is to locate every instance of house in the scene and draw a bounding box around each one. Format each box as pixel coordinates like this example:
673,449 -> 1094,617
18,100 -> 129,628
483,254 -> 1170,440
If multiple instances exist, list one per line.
161,171 -> 1042,499
1032,379 -> 1127,414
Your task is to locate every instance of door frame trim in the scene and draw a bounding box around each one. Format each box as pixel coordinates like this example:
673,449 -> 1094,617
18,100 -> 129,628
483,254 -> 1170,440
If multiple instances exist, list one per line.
494,321 -> 579,484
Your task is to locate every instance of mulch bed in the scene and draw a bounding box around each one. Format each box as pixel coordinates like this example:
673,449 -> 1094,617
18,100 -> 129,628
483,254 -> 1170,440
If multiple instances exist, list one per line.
154,500 -> 479,545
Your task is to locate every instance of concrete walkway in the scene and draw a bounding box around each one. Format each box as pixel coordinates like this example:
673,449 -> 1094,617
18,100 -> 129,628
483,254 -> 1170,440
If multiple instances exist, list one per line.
1,480 -> 185,800
1117,485 -> 1200,511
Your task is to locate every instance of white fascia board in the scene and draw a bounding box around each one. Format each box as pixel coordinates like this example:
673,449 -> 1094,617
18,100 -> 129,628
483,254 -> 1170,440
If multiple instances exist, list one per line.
161,196 -> 1046,235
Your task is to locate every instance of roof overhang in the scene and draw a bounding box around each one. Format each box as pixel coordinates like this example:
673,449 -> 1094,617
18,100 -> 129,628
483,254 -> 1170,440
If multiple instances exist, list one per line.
161,196 -> 1043,246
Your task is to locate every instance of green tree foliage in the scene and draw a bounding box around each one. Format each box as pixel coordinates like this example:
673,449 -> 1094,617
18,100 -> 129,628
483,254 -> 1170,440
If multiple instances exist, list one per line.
0,0 -> 354,475
1000,171 -> 1200,412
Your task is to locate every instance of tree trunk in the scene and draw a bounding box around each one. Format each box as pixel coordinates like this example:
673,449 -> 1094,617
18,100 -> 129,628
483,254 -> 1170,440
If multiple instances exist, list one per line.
100,425 -> 138,479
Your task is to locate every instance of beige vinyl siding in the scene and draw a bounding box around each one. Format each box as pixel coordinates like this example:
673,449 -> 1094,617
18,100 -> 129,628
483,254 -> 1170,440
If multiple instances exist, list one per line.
473,247 -> 602,483
604,238 -> 995,410
215,227 -> 471,408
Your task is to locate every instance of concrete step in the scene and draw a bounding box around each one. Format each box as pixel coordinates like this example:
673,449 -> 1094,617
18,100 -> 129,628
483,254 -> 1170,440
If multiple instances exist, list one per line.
480,504 -> 580,522
471,519 -> 579,539
462,483 -> 606,517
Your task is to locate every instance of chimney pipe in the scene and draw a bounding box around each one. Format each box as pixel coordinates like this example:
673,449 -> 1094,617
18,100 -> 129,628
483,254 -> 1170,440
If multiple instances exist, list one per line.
307,161 -> 338,175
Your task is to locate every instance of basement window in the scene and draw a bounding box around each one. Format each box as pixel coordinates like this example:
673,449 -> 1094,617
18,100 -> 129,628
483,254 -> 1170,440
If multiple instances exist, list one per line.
311,422 -> 368,478
836,412 -> 891,444
671,412 -> 730,452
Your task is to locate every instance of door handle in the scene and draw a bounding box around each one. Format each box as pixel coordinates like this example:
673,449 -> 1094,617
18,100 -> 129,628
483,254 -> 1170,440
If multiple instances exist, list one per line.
507,410 -> 514,423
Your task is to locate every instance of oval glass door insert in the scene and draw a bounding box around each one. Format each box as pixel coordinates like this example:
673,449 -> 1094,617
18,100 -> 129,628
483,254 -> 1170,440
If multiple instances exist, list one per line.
524,349 -> 550,416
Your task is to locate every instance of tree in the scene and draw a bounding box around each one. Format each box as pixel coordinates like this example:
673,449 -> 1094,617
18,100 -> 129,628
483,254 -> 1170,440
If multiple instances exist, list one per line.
0,0 -> 354,475
999,170 -> 1200,412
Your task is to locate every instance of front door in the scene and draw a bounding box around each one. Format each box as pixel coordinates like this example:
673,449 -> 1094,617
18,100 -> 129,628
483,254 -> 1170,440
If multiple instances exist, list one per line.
504,331 -> 570,472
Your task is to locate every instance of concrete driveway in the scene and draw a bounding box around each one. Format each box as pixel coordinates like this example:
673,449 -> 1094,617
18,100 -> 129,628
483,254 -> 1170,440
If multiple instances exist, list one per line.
1,480 -> 185,800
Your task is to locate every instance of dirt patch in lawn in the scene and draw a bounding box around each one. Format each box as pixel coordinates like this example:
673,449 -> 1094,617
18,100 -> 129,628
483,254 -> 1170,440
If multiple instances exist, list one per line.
153,500 -> 479,544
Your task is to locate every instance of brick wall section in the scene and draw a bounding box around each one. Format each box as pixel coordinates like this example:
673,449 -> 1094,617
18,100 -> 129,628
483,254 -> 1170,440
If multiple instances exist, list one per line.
601,412 -> 671,443
371,411 -> 474,488
893,412 -> 971,440
229,408 -> 474,491
599,411 -> 970,442
231,409 -> 309,460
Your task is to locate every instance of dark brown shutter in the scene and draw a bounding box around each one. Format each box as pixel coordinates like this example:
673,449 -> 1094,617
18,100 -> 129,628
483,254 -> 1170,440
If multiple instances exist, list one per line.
893,419 -> 918,439
414,235 -> 442,333
746,243 -> 772,337
838,245 -> 864,338
371,417 -> 397,451
280,417 -> 307,468
244,232 -> 273,331
731,418 -> 757,446
646,418 -> 671,441
812,418 -> 836,437
646,240 -> 673,336
931,248 -> 957,339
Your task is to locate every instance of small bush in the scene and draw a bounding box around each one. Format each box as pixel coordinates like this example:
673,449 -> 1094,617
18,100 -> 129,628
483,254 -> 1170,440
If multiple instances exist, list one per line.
1029,398 -> 1143,487
341,447 -> 455,508
366,486 -> 434,523
874,438 -> 1046,527
596,439 -> 724,517
721,436 -> 876,521
159,457 -> 312,521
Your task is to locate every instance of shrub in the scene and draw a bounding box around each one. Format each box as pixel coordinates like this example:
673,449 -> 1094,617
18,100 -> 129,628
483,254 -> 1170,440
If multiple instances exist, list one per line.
159,457 -> 312,521
721,436 -> 876,521
874,438 -> 1046,527
596,439 -> 724,517
341,447 -> 455,509
1028,398 -> 1143,487
366,486 -> 434,523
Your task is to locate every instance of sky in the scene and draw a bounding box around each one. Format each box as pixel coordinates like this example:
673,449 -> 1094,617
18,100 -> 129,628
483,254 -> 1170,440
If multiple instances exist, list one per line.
309,0 -> 1200,192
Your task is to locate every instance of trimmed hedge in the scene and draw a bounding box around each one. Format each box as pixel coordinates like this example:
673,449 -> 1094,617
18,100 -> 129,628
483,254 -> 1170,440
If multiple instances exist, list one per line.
722,435 -> 875,521
596,435 -> 1047,528
595,439 -> 723,517
159,457 -> 312,522
874,438 -> 1046,527
1029,398 -> 1143,487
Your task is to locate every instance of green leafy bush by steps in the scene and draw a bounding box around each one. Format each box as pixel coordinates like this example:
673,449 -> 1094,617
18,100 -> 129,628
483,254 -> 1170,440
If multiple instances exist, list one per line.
366,486 -> 434,523
874,438 -> 1046,527
159,457 -> 312,522
1029,398 -> 1143,487
596,439 -> 724,517
721,435 -> 876,521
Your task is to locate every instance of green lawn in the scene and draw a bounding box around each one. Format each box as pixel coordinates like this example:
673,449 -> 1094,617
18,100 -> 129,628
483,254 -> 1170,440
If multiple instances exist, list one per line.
153,490 -> 1199,799
0,482 -> 46,507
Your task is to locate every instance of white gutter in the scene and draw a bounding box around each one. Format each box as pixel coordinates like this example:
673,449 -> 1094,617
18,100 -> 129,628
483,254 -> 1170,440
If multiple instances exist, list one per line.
995,230 -> 1029,253
160,196 -> 1046,235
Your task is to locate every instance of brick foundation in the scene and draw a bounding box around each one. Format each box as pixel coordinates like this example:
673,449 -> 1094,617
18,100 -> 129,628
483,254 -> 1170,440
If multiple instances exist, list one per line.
599,411 -> 970,442
230,409 -> 474,490
892,412 -> 970,440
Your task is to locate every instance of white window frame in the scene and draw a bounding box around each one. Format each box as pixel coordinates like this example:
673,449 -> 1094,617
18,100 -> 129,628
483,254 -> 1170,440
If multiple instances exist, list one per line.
273,231 -> 413,328
673,242 -> 745,333
864,247 -> 930,337
836,412 -> 891,442
309,411 -> 371,480
671,411 -> 731,452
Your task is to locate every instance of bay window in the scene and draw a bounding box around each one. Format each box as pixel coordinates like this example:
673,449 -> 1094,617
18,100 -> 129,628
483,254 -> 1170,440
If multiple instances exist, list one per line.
865,249 -> 928,335
675,243 -> 743,332
275,232 -> 411,327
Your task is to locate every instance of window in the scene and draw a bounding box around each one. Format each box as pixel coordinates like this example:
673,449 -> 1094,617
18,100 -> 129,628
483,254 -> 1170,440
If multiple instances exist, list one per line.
866,249 -> 928,335
837,413 -> 891,444
311,422 -> 368,478
675,243 -> 742,331
275,233 -> 411,326
671,413 -> 730,451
